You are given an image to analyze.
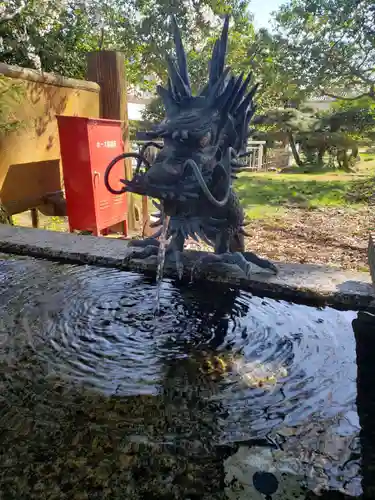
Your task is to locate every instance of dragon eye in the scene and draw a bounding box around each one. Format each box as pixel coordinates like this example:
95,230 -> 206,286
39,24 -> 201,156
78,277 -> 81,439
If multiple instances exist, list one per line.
200,131 -> 211,147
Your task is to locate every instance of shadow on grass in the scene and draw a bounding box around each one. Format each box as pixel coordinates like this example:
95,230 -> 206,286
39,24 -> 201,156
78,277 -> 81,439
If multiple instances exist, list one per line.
279,164 -> 343,175
235,173 -> 365,209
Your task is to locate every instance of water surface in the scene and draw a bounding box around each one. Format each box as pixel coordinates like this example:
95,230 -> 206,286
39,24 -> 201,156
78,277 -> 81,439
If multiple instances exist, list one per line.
0,257 -> 361,499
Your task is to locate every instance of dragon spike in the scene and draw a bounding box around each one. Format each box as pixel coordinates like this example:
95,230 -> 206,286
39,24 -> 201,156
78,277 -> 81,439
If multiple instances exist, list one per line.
241,109 -> 256,147
150,219 -> 162,229
156,85 -> 178,116
237,112 -> 249,150
247,82 -> 260,103
208,40 -> 220,88
198,82 -> 210,97
217,15 -> 230,79
197,228 -> 213,246
239,227 -> 251,237
168,77 -> 178,100
222,72 -> 244,116
236,84 -> 258,117
215,75 -> 236,111
152,200 -> 162,210
230,72 -> 253,114
207,67 -> 231,107
208,15 -> 229,88
190,220 -> 200,242
166,54 -> 191,98
152,227 -> 163,239
171,15 -> 191,91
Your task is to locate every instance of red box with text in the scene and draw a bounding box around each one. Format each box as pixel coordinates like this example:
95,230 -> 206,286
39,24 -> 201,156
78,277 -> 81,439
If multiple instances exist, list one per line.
57,116 -> 128,236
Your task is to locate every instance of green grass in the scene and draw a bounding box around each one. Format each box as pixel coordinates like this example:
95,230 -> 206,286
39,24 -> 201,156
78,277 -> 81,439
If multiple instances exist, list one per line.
235,169 -> 373,219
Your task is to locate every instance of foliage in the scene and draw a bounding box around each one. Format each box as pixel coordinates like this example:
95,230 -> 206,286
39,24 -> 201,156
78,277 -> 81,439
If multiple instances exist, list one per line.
141,96 -> 164,124
274,0 -> 375,100
0,0 -> 255,88
330,97 -> 375,141
254,98 -> 375,170
0,0 -> 129,79
0,75 -> 25,134
245,29 -> 309,111
253,107 -> 318,166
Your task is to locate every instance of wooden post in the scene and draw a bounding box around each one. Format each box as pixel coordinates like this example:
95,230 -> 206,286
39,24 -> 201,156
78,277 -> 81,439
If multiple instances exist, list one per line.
30,208 -> 39,228
86,50 -> 136,234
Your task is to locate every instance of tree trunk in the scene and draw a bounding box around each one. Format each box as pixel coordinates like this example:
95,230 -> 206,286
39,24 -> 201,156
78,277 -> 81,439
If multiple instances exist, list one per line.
317,146 -> 326,166
349,145 -> 359,168
287,131 -> 303,167
337,149 -> 351,172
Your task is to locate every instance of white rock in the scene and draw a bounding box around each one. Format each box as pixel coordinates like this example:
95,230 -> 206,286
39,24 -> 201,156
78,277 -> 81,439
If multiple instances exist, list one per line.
224,445 -> 306,500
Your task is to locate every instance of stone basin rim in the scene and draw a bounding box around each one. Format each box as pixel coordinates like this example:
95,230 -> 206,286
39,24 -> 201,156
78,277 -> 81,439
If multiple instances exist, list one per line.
0,224 -> 373,312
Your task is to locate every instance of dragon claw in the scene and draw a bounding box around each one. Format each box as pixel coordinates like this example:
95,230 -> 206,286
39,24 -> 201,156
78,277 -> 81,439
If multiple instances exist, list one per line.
242,251 -> 278,275
190,252 -> 251,281
219,252 -> 254,278
123,238 -> 160,263
124,238 -> 186,280
190,251 -> 277,281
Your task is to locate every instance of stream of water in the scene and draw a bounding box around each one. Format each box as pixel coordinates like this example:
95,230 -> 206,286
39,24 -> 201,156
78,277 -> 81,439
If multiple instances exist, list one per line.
154,214 -> 170,314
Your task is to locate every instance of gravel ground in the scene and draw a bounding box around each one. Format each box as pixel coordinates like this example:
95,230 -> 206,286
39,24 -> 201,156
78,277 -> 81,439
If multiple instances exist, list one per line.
185,206 -> 371,272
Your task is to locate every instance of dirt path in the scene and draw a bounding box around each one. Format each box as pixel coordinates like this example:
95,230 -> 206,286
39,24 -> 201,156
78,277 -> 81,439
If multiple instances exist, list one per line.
245,207 -> 371,271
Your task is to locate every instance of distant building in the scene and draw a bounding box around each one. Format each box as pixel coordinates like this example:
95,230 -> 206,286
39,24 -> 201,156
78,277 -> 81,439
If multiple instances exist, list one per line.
127,79 -> 155,120
127,89 -> 154,120
305,91 -> 360,112
304,95 -> 337,111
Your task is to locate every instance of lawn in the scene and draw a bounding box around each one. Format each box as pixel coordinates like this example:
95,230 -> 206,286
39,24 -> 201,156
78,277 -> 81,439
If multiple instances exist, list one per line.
235,166 -> 374,219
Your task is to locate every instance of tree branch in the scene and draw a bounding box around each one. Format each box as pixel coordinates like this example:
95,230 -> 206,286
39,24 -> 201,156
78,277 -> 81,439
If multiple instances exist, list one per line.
321,89 -> 373,101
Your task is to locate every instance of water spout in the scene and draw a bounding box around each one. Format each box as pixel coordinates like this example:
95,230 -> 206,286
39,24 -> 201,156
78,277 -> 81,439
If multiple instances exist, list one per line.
154,215 -> 171,314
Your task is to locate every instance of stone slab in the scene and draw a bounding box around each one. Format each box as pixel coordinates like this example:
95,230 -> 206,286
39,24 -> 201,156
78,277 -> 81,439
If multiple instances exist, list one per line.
0,224 -> 373,311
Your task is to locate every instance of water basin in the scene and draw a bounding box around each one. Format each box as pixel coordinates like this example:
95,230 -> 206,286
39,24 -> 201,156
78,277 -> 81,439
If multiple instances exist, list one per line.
0,256 -> 361,499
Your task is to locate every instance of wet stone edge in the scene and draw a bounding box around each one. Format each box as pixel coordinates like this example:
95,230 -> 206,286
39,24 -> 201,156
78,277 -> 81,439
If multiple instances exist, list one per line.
0,236 -> 373,313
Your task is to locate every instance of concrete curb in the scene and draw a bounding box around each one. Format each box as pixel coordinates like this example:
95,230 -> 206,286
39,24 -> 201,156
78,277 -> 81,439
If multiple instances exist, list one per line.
0,224 -> 373,311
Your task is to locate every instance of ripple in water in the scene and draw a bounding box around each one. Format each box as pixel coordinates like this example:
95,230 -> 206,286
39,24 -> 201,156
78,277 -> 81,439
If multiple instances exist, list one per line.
0,257 -> 361,497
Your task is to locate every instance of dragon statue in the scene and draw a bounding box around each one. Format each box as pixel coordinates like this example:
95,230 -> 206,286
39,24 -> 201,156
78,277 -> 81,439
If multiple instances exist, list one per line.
104,15 -> 277,279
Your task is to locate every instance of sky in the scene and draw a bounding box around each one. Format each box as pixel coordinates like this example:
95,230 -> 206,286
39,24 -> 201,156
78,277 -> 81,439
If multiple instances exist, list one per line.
250,0 -> 284,29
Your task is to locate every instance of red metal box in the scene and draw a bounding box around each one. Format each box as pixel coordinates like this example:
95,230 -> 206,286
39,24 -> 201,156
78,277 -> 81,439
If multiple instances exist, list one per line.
57,116 -> 128,236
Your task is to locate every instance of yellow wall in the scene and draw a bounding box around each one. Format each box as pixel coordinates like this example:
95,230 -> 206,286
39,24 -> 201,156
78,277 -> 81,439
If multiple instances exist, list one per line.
0,63 -> 100,215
